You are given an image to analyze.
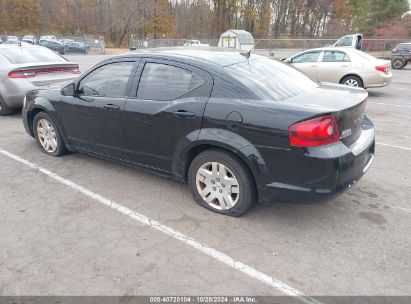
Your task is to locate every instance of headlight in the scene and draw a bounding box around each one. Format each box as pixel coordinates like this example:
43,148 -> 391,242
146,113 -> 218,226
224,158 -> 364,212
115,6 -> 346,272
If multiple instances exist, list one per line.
23,95 -> 27,108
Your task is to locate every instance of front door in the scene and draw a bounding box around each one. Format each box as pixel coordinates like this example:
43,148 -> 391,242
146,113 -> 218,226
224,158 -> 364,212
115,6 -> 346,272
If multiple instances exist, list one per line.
58,60 -> 137,159
124,60 -> 213,172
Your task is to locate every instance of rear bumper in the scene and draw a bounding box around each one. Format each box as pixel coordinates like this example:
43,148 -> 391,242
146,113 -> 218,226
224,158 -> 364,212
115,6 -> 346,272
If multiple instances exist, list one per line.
257,117 -> 375,203
0,80 -> 35,108
365,72 -> 392,88
1,76 -> 77,108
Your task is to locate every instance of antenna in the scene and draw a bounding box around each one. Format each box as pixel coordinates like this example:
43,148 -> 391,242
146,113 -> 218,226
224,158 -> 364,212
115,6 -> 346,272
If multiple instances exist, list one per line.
240,39 -> 260,58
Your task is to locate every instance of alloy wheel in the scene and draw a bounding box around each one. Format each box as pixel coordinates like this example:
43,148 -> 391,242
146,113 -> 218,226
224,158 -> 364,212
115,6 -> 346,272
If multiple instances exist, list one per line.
344,79 -> 359,87
37,119 -> 58,153
195,162 -> 240,210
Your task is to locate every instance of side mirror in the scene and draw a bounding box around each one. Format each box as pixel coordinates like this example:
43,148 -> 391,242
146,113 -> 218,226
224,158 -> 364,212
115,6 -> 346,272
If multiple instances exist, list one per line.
61,83 -> 75,96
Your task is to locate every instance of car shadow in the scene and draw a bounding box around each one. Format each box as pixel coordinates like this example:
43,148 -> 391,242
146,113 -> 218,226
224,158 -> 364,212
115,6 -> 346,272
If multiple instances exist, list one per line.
367,90 -> 388,97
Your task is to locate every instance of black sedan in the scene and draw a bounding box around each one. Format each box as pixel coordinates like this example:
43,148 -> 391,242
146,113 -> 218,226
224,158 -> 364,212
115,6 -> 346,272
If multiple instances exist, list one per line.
39,40 -> 65,54
22,48 -> 375,216
65,41 -> 90,54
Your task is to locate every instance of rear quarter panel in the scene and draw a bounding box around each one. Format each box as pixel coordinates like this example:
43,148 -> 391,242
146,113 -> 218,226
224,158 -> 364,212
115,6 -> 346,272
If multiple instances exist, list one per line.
200,96 -> 322,185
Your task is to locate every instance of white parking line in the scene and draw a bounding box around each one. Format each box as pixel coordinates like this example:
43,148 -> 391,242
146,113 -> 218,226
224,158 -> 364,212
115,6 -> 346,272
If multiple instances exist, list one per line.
377,142 -> 411,151
0,148 -> 320,304
368,102 -> 411,109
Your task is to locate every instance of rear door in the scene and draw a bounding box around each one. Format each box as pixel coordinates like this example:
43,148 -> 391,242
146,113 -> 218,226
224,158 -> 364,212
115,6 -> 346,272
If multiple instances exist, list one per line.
58,60 -> 138,159
317,50 -> 351,84
290,51 -> 322,81
124,59 -> 213,172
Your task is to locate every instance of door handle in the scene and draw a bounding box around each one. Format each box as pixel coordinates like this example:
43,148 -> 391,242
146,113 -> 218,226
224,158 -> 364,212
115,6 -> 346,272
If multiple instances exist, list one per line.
104,104 -> 120,110
173,110 -> 196,118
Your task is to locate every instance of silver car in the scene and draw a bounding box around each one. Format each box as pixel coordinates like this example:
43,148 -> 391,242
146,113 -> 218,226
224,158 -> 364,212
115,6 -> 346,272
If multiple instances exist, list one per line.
0,44 -> 80,115
285,47 -> 392,88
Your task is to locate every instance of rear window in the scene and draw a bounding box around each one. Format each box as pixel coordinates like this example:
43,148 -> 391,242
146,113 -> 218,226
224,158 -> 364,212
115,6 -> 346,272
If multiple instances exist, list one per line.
137,63 -> 205,101
351,49 -> 377,61
226,58 -> 318,101
0,47 -> 66,64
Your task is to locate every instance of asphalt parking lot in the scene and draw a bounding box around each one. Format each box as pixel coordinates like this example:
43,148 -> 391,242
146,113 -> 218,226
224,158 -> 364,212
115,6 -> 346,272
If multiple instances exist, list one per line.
0,55 -> 410,299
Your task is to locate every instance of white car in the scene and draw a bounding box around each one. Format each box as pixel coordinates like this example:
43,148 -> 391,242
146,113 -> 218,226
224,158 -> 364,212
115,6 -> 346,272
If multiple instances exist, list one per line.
332,34 -> 363,50
285,47 -> 392,88
183,40 -> 209,47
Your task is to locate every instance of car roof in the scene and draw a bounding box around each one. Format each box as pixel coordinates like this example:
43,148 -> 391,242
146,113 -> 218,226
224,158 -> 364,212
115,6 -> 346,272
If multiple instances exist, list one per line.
0,43 -> 43,49
113,47 -> 260,67
299,47 -> 357,52
289,47 -> 362,58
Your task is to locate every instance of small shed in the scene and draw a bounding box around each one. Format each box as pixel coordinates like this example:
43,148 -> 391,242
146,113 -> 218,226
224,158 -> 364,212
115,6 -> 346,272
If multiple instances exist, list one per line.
218,29 -> 255,51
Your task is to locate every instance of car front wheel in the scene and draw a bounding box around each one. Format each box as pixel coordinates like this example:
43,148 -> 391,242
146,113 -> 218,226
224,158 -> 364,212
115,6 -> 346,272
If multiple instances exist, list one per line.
188,149 -> 255,217
33,112 -> 67,156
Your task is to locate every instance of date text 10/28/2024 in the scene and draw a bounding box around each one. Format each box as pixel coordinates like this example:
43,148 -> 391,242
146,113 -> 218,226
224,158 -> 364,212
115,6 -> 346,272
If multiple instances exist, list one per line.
149,296 -> 258,303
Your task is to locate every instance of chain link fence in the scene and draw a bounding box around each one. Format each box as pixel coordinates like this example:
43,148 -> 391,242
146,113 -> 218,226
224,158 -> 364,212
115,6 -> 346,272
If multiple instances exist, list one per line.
129,37 -> 219,49
56,35 -> 105,55
0,34 -> 105,55
129,37 -> 410,59
254,38 -> 409,59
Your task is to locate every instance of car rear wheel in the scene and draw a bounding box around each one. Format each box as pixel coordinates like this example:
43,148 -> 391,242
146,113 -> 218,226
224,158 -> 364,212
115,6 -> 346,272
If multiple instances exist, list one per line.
341,75 -> 364,88
188,149 -> 255,217
33,112 -> 67,156
391,58 -> 406,70
0,96 -> 14,116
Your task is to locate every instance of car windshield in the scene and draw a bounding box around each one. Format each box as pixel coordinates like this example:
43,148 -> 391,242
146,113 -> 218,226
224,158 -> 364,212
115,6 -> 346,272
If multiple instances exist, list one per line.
226,58 -> 318,101
0,47 -> 66,64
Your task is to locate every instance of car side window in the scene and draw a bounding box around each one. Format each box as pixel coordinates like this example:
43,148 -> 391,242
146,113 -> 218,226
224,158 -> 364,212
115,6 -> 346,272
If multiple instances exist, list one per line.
322,51 -> 350,62
79,62 -> 135,97
292,52 -> 321,63
137,63 -> 205,101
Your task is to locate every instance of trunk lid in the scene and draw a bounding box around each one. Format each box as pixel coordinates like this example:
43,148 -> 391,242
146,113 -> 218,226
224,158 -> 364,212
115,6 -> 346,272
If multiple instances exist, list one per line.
335,97 -> 367,146
9,62 -> 80,86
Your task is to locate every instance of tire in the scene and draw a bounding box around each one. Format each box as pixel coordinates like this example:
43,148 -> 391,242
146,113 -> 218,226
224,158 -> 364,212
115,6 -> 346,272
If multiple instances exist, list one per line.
33,112 -> 67,156
341,75 -> 364,88
188,149 -> 255,217
391,58 -> 406,70
0,96 -> 14,116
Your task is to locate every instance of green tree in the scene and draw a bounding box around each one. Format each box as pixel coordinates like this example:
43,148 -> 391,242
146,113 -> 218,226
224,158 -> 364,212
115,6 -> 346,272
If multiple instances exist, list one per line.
144,0 -> 176,38
350,0 -> 409,35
